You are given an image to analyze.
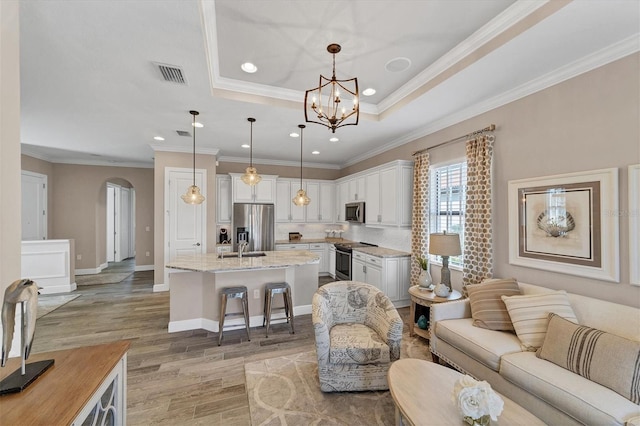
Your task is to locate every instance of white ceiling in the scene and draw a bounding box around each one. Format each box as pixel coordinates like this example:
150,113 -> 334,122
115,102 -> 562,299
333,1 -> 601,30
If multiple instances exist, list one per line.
19,0 -> 640,169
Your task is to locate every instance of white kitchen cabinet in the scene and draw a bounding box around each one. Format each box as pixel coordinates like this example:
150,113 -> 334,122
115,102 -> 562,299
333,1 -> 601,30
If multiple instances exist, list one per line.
336,181 -> 348,222
328,243 -> 336,278
347,176 -> 366,202
216,175 -> 232,223
364,161 -> 413,227
305,181 -> 335,223
352,250 -> 410,307
365,171 -> 380,224
229,173 -> 277,203
276,179 -> 305,223
309,242 -> 328,274
275,243 -> 309,251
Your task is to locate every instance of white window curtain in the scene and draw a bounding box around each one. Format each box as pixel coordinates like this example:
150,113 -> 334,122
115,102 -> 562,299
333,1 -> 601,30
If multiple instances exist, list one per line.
410,152 -> 430,286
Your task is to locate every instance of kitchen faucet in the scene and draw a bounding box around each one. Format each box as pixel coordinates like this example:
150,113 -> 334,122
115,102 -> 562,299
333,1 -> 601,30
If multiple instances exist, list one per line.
238,241 -> 248,258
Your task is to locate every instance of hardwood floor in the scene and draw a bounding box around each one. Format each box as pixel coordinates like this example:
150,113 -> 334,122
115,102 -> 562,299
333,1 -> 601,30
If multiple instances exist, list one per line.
31,269 -> 417,425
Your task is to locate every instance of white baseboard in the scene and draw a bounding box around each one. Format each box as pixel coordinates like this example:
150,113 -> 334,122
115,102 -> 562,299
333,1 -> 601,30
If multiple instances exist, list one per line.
134,264 -> 154,272
38,283 -> 77,294
75,267 -> 101,275
153,283 -> 169,292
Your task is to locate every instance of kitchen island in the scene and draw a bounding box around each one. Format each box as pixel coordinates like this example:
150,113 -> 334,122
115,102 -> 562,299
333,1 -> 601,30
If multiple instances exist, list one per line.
166,250 -> 320,333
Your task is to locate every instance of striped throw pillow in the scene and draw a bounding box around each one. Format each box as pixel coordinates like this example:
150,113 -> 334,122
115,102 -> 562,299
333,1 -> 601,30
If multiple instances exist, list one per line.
537,313 -> 640,404
501,290 -> 577,351
467,278 -> 521,331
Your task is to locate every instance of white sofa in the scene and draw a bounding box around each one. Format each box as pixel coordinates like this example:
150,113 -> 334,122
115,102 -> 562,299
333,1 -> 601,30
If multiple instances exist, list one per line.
430,282 -> 640,426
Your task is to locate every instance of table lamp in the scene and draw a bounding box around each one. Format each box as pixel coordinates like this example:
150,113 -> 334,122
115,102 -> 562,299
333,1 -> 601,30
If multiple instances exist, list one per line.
429,231 -> 461,293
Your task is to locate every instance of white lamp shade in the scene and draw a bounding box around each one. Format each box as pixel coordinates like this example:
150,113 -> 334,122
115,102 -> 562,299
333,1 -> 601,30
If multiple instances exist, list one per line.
429,232 -> 461,256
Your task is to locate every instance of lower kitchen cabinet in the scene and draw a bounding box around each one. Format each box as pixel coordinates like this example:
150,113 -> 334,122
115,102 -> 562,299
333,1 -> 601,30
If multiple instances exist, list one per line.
328,243 -> 336,279
275,242 -> 328,275
352,251 -> 410,307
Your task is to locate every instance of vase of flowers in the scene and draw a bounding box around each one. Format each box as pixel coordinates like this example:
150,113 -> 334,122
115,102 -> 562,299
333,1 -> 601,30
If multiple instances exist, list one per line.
452,375 -> 504,425
417,256 -> 433,289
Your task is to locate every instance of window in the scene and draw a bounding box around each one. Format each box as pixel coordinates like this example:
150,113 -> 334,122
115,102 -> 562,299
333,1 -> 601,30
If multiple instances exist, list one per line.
429,161 -> 467,268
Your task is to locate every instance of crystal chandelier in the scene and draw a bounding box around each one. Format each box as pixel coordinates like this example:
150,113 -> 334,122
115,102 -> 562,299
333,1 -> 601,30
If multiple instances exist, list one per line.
181,110 -> 205,205
240,117 -> 262,186
293,124 -> 310,206
304,43 -> 359,133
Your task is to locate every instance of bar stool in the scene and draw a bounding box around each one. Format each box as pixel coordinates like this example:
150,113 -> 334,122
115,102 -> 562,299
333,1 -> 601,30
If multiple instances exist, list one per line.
263,282 -> 294,337
218,286 -> 251,346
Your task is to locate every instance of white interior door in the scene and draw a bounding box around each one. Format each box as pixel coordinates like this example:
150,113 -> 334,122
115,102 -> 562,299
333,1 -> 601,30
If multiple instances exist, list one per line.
164,168 -> 206,285
129,188 -> 136,258
21,171 -> 47,240
107,185 -> 116,262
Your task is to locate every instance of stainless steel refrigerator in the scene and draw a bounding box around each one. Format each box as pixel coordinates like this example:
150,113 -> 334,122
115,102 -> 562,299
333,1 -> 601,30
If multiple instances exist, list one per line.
232,203 -> 275,252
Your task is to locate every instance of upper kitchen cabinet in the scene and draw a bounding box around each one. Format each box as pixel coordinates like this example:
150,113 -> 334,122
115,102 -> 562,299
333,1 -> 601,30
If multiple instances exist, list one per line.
276,179 -> 305,223
216,175 -> 232,223
365,161 -> 413,227
347,176 -> 366,202
229,173 -> 277,204
305,181 -> 335,223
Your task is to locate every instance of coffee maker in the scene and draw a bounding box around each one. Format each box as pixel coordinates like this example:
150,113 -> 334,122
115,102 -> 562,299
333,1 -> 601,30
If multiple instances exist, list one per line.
219,228 -> 230,244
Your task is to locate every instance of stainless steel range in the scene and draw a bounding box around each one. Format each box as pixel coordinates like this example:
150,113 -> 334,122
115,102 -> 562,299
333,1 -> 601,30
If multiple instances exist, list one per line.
334,242 -> 378,280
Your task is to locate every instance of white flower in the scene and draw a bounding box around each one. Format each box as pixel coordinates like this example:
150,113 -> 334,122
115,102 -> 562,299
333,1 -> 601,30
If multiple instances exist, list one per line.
452,375 -> 504,421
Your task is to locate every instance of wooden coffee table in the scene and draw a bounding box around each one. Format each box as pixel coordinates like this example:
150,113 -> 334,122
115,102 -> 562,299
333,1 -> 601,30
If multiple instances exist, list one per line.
388,359 -> 544,426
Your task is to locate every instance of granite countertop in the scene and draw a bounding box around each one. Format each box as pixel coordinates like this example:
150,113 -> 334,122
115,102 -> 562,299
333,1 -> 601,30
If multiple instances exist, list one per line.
352,246 -> 411,258
166,250 -> 319,273
275,238 -> 355,245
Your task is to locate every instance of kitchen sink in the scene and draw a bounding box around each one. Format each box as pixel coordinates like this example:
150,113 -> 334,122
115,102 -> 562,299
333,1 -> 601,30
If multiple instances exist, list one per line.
222,251 -> 267,258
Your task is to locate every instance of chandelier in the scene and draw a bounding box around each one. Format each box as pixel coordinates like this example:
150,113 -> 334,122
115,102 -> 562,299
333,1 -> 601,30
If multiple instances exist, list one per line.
240,117 -> 262,186
181,110 -> 205,205
293,124 -> 310,206
304,43 -> 359,133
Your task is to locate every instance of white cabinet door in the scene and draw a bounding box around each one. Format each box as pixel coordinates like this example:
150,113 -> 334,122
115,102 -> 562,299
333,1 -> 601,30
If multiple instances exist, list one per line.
275,243 -> 309,251
232,175 -> 254,202
328,244 -> 336,278
216,175 -> 231,223
310,243 -> 327,273
336,181 -> 348,222
379,167 -> 398,225
230,174 -> 277,203
254,177 -> 276,203
367,264 -> 383,291
276,179 -> 305,222
347,176 -> 366,201
319,182 -> 335,223
352,257 -> 367,282
305,182 -> 320,222
365,171 -> 380,224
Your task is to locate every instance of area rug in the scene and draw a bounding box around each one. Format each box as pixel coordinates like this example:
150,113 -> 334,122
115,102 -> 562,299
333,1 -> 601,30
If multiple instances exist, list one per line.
75,272 -> 132,286
37,294 -> 80,318
246,333 -> 431,426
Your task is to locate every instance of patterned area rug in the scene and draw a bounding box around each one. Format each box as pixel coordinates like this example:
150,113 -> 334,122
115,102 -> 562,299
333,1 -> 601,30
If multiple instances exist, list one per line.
37,294 -> 80,318
246,333 -> 432,425
75,272 -> 132,286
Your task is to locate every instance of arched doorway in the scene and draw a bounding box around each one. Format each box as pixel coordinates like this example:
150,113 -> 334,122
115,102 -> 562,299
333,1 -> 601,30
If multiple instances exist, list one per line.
105,178 -> 135,267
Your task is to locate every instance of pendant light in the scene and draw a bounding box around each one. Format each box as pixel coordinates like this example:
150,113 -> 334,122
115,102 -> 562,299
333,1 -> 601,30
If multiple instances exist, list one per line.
293,124 -> 310,206
241,117 -> 262,185
181,110 -> 205,205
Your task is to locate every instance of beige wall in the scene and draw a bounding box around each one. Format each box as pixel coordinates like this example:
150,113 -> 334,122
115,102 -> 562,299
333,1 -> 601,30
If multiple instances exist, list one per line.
51,164 -> 154,270
349,53 -> 640,307
1,0 -> 22,300
153,151 -> 217,285
22,155 -> 55,235
217,161 -> 340,180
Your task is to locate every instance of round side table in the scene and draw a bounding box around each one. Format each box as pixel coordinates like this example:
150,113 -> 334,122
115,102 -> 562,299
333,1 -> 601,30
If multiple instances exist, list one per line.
408,285 -> 462,341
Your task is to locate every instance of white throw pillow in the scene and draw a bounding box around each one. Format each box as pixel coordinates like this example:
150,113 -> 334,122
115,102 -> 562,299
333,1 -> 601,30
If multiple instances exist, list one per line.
501,290 -> 577,351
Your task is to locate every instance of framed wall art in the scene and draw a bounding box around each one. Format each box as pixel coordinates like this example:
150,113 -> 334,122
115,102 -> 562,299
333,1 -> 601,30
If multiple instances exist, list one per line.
508,168 -> 619,282
630,164 -> 640,286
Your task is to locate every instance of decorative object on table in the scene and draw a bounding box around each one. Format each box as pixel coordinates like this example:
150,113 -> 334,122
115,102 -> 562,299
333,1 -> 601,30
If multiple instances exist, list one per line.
1,279 -> 54,395
417,315 -> 428,330
452,374 -> 504,425
293,124 -> 310,206
304,43 -> 359,133
289,232 -> 302,241
181,110 -> 205,205
417,256 -> 433,289
433,282 -> 450,297
507,168 -> 619,282
429,231 -> 461,294
240,117 -> 262,186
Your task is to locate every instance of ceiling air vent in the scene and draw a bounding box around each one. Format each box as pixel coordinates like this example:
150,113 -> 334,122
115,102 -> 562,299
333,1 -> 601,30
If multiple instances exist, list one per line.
153,62 -> 187,85
176,130 -> 191,137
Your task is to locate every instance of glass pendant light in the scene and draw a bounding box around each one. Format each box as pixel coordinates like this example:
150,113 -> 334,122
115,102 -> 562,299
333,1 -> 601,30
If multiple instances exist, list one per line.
241,117 -> 262,186
293,124 -> 310,206
181,110 -> 205,205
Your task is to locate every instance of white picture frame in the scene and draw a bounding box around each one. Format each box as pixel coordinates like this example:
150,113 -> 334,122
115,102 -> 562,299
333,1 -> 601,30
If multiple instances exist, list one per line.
630,164 -> 640,286
508,168 -> 619,282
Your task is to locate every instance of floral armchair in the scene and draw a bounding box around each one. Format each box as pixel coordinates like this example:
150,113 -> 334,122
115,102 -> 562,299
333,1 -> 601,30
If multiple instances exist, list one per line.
312,281 -> 403,392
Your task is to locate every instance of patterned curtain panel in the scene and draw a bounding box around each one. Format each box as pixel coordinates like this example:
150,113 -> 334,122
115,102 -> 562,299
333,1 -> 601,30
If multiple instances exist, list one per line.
410,152 -> 430,287
462,135 -> 495,294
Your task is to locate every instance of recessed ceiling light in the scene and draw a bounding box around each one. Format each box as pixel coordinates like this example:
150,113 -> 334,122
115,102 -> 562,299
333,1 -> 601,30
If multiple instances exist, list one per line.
241,144 -> 250,149
362,88 -> 376,96
153,136 -> 165,141
241,62 -> 257,73
290,132 -> 299,138
192,122 -> 204,128
312,151 -> 320,155
329,137 -> 339,142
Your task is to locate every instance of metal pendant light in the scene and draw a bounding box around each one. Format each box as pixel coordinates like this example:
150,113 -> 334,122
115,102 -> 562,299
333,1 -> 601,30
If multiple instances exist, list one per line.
181,110 -> 205,205
240,117 -> 262,186
293,124 -> 310,206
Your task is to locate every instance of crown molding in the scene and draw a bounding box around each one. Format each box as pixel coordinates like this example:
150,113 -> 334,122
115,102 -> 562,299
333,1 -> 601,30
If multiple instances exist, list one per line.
218,155 -> 340,170
150,144 -> 220,156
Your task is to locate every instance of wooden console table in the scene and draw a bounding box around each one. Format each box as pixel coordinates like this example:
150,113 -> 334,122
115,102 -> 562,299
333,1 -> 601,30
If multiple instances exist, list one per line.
408,285 -> 461,341
0,340 -> 129,425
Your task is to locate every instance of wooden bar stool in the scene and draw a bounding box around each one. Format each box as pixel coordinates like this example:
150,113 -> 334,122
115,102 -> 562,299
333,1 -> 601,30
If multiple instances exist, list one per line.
218,286 -> 250,346
263,282 -> 294,337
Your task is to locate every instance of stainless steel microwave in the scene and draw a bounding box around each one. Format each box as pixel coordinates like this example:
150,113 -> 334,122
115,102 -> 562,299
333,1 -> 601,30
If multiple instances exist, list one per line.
345,202 -> 365,223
